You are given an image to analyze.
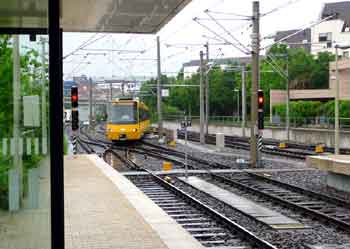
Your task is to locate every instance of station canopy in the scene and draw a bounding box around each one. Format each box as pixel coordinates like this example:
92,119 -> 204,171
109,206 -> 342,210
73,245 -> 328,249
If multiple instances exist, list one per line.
0,0 -> 192,33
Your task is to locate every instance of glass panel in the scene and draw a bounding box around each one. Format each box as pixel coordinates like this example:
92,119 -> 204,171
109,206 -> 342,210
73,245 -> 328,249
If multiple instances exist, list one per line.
0,34 -> 51,249
110,103 -> 137,124
0,0 -> 48,29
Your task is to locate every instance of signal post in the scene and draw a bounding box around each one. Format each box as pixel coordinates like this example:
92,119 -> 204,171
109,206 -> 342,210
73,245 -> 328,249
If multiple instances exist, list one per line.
257,90 -> 264,167
71,86 -> 79,155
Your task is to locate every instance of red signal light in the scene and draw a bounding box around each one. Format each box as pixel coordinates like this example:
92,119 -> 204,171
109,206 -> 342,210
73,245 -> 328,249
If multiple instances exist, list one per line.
71,94 -> 78,102
258,89 -> 264,130
258,90 -> 264,109
71,86 -> 78,108
258,96 -> 264,104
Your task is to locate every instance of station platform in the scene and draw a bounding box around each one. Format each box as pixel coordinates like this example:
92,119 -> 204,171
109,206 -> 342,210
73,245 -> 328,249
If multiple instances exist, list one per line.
64,154 -> 203,249
307,155 -> 350,192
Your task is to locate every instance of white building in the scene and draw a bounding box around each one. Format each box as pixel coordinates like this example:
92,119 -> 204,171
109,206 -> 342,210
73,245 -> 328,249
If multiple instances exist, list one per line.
311,2 -> 350,56
182,57 -> 252,79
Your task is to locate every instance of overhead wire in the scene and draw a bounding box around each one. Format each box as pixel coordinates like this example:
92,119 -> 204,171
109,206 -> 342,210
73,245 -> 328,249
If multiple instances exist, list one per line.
159,0 -> 226,44
63,33 -> 98,60
205,10 -> 251,54
63,33 -> 109,60
193,17 -> 250,55
261,0 -> 302,18
206,10 -> 251,18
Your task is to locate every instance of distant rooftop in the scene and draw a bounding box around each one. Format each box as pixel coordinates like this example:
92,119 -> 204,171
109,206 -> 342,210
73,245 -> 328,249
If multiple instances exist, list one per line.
322,1 -> 350,27
183,57 -> 252,68
274,29 -> 311,52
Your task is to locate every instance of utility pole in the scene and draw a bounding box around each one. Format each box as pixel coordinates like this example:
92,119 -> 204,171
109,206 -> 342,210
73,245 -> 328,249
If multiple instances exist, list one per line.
335,46 -> 340,155
286,55 -> 290,141
40,38 -> 47,155
250,1 -> 260,167
200,51 -> 205,144
237,90 -> 240,119
241,65 -> 246,137
157,36 -> 163,142
89,77 -> 93,132
205,42 -> 210,135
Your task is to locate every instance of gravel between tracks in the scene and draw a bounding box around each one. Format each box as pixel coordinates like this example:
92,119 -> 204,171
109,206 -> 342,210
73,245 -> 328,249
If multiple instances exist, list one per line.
171,175 -> 350,249
265,170 -> 350,202
145,138 -> 307,170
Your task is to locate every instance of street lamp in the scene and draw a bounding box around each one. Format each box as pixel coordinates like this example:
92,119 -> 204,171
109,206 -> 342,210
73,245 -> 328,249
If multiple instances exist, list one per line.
334,44 -> 350,154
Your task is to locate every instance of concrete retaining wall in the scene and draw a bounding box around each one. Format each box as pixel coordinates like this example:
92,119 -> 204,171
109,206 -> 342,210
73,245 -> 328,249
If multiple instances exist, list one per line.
164,121 -> 350,148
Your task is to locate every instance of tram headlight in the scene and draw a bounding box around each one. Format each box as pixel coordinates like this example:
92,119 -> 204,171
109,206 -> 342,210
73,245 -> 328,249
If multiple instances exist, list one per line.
132,128 -> 137,132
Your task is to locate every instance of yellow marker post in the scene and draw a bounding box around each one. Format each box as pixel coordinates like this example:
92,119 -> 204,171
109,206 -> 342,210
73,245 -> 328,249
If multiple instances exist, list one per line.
163,161 -> 173,171
279,142 -> 286,149
315,144 -> 324,153
168,140 -> 176,147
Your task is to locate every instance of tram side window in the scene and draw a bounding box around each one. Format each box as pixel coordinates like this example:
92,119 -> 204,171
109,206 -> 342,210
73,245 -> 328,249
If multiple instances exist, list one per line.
140,108 -> 145,121
144,110 -> 149,120
139,108 -> 149,121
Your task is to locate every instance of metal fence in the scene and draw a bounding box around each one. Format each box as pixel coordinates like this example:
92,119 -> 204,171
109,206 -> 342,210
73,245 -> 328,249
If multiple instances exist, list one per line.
163,114 -> 350,130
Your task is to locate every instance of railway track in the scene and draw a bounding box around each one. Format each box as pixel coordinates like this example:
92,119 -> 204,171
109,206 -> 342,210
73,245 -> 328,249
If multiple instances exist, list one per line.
76,129 -> 350,247
138,140 -> 231,169
78,129 -> 350,231
107,149 -> 277,249
177,130 -> 313,160
178,129 -> 350,155
108,141 -> 350,233
209,172 -> 350,232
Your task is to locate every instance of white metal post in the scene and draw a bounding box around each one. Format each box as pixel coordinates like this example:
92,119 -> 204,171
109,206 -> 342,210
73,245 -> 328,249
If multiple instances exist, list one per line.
235,89 -> 239,121
199,51 -> 205,144
184,115 -> 188,180
335,46 -> 340,155
89,77 -> 93,131
157,36 -> 163,142
286,55 -> 290,141
205,42 -> 209,135
242,65 -> 246,137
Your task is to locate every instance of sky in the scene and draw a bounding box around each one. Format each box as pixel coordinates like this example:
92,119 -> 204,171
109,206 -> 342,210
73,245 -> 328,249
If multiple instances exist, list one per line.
61,0 -> 342,80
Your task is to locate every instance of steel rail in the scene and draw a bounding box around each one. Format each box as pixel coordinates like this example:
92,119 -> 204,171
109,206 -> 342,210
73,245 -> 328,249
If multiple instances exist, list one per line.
210,173 -> 350,233
106,149 -> 278,249
247,172 -> 350,208
178,131 -> 310,160
139,140 -> 231,169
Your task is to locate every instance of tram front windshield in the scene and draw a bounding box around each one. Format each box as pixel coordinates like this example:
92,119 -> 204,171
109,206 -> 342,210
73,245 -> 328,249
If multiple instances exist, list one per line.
110,103 -> 137,124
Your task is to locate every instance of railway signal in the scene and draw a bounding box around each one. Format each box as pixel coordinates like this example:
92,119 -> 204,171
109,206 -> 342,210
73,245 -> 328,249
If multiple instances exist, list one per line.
71,86 -> 79,154
258,90 -> 264,130
257,89 -> 264,167
71,86 -> 78,109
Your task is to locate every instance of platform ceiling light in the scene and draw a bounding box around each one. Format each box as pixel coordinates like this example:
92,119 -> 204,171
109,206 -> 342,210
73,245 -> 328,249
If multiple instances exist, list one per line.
0,0 -> 192,34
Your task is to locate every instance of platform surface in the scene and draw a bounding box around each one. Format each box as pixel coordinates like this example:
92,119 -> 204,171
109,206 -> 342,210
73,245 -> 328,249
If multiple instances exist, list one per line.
307,155 -> 350,176
179,176 -> 305,230
65,155 -> 203,249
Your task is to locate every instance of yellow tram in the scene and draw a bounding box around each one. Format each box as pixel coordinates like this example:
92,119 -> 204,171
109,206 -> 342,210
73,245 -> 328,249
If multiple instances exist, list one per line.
106,98 -> 150,141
